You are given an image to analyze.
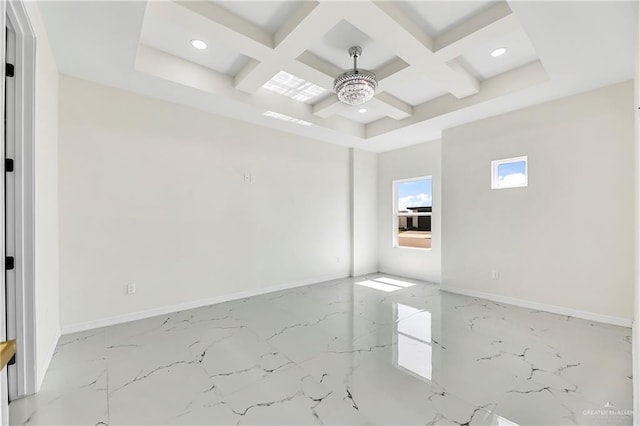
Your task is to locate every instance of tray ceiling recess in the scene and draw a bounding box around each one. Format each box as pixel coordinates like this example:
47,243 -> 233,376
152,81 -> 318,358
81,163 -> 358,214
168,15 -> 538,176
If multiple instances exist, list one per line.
136,0 -> 547,140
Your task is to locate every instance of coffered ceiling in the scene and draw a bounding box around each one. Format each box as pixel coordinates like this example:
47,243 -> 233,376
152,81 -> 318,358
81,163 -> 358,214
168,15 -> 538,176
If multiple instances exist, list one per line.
39,1 -> 637,152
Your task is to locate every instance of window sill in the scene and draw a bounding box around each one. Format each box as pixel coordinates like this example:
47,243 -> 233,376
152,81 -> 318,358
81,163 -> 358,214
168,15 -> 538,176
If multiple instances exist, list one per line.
393,246 -> 433,252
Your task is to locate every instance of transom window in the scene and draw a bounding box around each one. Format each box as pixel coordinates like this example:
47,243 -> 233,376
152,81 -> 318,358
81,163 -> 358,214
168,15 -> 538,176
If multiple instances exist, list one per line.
393,177 -> 432,250
491,156 -> 528,189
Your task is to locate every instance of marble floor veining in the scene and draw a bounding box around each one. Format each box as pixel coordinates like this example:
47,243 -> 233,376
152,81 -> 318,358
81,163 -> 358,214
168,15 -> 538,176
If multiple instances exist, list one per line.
9,275 -> 633,425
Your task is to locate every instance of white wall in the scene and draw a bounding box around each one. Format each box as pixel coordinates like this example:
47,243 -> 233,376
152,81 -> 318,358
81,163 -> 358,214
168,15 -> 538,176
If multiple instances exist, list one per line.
351,149 -> 377,276
25,1 -> 60,389
633,3 -> 639,421
58,76 -> 352,329
377,141 -> 441,282
442,81 -> 635,324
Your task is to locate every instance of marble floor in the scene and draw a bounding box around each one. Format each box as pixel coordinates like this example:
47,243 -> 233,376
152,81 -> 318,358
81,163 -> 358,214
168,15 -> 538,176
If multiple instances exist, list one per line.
9,275 -> 633,425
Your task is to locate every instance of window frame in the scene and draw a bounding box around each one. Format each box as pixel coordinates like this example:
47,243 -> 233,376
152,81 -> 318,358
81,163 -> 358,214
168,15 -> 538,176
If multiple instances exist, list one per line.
491,155 -> 528,190
392,176 -> 433,250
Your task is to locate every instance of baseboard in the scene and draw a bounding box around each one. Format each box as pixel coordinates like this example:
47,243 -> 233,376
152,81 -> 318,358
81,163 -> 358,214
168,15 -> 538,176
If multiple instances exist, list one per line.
61,273 -> 350,335
442,286 -> 633,328
37,328 -> 60,391
352,266 -> 378,276
633,320 -> 639,426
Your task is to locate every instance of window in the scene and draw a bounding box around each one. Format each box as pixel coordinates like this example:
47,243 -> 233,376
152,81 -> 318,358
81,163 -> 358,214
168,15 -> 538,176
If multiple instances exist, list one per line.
393,177 -> 432,249
491,156 -> 528,189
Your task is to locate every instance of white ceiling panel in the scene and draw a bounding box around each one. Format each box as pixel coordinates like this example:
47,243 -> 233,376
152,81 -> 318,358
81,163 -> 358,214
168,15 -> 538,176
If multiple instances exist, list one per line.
385,74 -> 448,107
307,20 -> 399,71
140,10 -> 250,77
395,1 -> 499,37
213,1 -> 303,34
457,28 -> 538,80
339,107 -> 387,124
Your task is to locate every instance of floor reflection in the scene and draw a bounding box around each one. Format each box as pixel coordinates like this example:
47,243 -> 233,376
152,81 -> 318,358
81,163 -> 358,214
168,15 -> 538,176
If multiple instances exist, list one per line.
496,415 -> 520,426
355,277 -> 416,292
394,303 -> 432,381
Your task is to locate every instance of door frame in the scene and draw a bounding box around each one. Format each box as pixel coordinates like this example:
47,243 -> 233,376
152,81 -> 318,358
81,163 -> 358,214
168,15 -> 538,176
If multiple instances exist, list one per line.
0,1 -> 6,421
5,0 -> 36,398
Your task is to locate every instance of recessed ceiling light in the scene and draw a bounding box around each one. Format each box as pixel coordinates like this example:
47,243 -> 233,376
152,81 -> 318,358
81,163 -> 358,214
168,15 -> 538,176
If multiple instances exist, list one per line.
190,39 -> 207,50
358,108 -> 367,113
491,47 -> 507,57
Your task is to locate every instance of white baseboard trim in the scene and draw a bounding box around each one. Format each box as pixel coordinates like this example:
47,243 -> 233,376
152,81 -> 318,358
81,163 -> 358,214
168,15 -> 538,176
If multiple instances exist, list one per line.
37,328 -> 60,391
633,320 -> 639,426
61,273 -> 350,335
352,267 -> 378,277
442,286 -> 633,328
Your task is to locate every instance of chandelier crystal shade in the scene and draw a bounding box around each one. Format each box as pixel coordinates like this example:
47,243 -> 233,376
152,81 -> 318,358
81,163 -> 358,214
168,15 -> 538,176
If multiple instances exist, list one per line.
334,46 -> 377,106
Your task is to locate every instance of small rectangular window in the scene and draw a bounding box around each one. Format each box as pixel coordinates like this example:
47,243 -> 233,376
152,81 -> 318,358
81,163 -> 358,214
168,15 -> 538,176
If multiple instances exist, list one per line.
393,177 -> 432,249
491,156 -> 528,189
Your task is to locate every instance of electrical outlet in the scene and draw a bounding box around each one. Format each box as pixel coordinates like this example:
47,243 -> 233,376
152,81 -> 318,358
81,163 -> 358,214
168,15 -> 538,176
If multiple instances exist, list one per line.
127,283 -> 136,295
244,173 -> 255,184
336,256 -> 340,263
491,270 -> 500,280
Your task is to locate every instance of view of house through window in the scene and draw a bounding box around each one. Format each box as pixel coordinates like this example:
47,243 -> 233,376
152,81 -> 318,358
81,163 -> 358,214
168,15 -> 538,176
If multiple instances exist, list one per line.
394,177 -> 432,249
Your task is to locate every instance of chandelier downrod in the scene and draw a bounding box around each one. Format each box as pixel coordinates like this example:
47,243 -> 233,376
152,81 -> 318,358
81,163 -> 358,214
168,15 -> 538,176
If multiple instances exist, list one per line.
349,46 -> 362,70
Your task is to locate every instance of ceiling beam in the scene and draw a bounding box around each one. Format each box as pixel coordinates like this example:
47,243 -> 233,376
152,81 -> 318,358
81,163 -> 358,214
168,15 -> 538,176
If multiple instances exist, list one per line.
136,43 -> 234,95
376,66 -> 422,93
365,60 -> 549,138
135,44 -> 365,138
312,94 -> 348,118
153,0 -> 541,139
285,56 -> 336,90
306,55 -> 415,119
166,0 -> 412,122
169,1 -> 339,95
312,91 -> 413,121
375,58 -> 410,81
368,93 -> 412,120
339,1 -> 479,99
234,3 -> 338,93
295,51 -> 343,85
274,2 -> 320,47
